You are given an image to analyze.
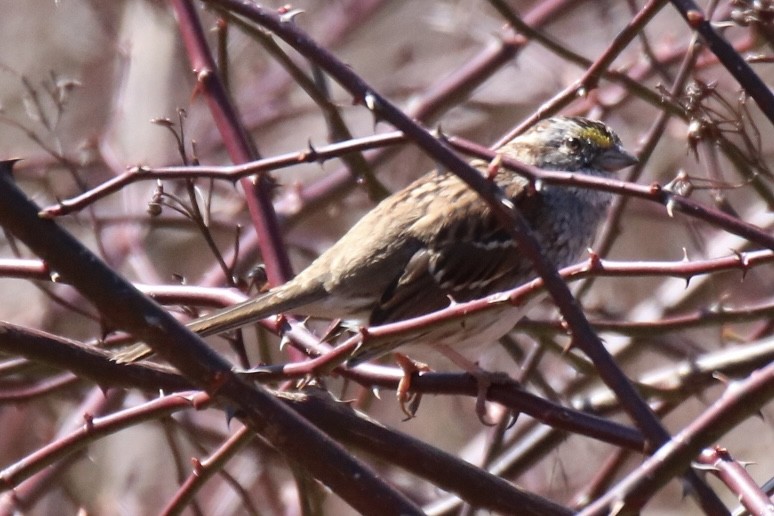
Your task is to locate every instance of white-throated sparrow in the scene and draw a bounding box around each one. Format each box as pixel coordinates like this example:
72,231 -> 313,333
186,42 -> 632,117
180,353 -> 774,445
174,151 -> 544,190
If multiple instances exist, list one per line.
116,116 -> 636,364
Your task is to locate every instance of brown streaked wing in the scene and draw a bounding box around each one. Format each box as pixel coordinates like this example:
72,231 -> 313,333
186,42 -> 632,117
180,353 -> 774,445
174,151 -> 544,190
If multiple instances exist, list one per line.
368,171 -> 539,325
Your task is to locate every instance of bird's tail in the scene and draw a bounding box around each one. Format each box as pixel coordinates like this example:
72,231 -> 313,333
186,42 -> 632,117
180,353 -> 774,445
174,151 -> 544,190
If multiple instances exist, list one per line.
112,284 -> 326,363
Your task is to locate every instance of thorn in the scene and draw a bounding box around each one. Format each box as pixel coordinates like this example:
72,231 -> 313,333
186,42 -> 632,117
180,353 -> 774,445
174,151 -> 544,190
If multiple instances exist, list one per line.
279,8 -> 305,23
558,315 -> 571,335
586,248 -> 603,270
562,337 -> 576,354
83,412 -> 94,431
666,197 -> 676,218
279,334 -> 291,351
223,405 -> 236,425
0,159 -> 21,177
731,249 -> 749,279
364,91 -> 378,112
38,206 -> 57,219
506,410 -> 520,429
691,461 -> 720,472
338,397 -> 357,406
351,338 -> 365,357
150,117 -> 175,128
191,457 -> 204,476
305,139 -> 321,164
486,153 -> 503,180
711,371 -> 731,385
192,70 -> 209,102
681,248 -> 692,287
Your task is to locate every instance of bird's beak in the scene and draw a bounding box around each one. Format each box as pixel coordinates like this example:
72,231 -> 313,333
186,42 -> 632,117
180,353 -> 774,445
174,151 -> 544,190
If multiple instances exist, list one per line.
595,145 -> 638,172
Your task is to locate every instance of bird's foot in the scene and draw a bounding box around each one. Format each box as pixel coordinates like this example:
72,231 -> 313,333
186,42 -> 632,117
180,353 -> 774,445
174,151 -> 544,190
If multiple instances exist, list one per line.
394,352 -> 431,420
431,343 -> 512,426
469,368 -> 513,426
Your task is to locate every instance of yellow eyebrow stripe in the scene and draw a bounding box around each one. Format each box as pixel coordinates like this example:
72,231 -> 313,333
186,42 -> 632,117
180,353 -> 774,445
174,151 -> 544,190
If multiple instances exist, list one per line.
579,126 -> 614,149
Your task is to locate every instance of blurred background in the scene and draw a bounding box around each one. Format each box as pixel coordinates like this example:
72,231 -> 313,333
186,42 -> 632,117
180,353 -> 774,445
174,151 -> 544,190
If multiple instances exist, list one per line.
0,1 -> 772,514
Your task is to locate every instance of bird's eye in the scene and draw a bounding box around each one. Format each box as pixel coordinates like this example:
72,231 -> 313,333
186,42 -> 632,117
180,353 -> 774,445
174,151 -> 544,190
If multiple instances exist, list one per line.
565,136 -> 581,152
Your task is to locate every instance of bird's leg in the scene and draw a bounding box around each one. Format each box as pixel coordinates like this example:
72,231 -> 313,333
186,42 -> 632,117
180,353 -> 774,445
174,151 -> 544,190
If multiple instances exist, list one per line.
431,343 -> 511,426
393,353 -> 431,419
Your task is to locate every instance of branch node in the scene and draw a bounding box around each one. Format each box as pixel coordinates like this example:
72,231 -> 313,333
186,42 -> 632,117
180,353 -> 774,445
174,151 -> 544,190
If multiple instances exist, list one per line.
586,248 -> 603,270
686,9 -> 705,27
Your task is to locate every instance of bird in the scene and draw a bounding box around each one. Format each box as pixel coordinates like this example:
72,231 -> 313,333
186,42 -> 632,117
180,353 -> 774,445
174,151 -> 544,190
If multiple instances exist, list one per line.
115,116 -> 637,377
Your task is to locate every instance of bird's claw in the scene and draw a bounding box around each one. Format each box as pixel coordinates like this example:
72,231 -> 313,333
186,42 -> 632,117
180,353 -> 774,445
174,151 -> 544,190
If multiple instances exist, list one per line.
395,353 -> 431,420
468,369 -> 509,426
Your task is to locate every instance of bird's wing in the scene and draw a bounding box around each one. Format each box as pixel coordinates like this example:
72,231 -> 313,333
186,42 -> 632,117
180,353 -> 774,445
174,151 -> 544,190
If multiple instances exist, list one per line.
370,173 -> 538,325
